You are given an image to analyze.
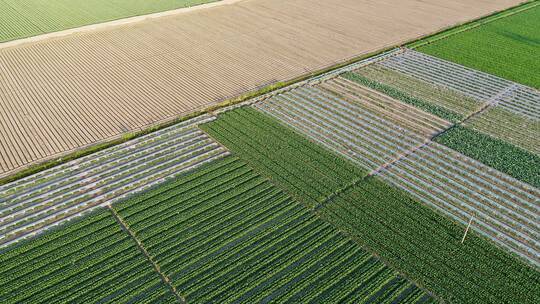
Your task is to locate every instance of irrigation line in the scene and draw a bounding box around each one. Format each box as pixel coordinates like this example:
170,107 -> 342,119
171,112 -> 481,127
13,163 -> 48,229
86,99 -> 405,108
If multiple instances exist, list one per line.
108,206 -> 186,303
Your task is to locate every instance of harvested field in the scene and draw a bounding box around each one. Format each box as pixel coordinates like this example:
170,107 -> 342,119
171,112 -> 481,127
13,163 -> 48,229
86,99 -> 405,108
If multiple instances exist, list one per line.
0,115 -> 228,248
377,142 -> 540,267
256,78 -> 451,172
0,0 -> 522,177
112,156 -> 431,303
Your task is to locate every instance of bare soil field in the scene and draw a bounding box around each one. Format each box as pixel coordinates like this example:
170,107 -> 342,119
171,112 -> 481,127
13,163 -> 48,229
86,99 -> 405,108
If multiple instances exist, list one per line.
0,0 -> 523,177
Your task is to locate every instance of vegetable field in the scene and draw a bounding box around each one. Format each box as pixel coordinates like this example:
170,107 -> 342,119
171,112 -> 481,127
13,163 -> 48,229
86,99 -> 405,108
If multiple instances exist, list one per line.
0,209 -> 177,304
380,50 -> 540,121
0,0 -> 217,42
201,108 -> 366,208
254,79 -> 450,172
112,156 -> 431,303
202,107 -> 539,303
0,115 -> 228,248
465,106 -> 540,155
417,3 -> 540,89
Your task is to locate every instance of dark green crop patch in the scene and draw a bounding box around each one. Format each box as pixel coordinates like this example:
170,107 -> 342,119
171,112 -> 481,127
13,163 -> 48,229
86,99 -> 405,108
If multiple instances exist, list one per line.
434,126 -> 540,188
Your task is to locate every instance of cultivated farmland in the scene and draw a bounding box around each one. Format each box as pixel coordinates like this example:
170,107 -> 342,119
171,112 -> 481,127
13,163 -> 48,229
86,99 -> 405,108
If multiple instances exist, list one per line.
255,78 -> 450,172
350,65 -> 481,120
377,142 -> 540,266
0,0 -> 523,177
202,107 -> 540,304
0,209 -> 178,303
417,2 -> 540,89
465,104 -> 540,155
112,156 -> 431,303
0,115 -> 228,247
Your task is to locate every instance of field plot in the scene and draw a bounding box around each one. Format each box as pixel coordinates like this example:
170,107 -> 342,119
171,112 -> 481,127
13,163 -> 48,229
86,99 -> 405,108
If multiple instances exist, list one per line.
435,126 -> 540,188
113,156 -> 431,303
0,115 -> 228,248
417,3 -> 540,89
201,107 -> 366,208
0,0 -> 523,177
0,0 -> 217,42
319,177 -> 540,304
0,209 -> 177,304
379,50 -> 540,120
377,142 -> 540,266
465,106 -> 540,155
255,78 -> 451,172
350,64 -> 481,119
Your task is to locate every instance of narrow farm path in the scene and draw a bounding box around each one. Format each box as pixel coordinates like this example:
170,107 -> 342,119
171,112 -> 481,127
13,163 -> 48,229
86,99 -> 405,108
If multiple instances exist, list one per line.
108,206 -> 186,304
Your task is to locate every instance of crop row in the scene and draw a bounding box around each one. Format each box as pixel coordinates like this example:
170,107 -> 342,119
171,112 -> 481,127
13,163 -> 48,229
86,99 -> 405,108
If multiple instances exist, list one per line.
255,80 -> 448,172
0,114 -> 214,195
111,155 -> 427,303
0,115 -> 229,247
0,208 -> 176,303
319,176 -> 540,304
377,142 -> 540,267
200,107 -> 366,208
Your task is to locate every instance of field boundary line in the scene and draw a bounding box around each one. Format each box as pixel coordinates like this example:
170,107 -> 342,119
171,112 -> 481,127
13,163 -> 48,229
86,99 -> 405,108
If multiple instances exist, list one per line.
108,206 -> 186,304
0,0 -> 245,49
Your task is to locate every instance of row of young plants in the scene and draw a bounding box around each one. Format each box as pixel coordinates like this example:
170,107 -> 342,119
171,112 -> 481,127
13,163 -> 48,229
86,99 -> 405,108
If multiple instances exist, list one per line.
0,208 -> 176,303
111,155 -> 425,303
341,71 -> 463,123
351,64 -> 481,117
200,107 -> 366,208
435,126 -> 540,188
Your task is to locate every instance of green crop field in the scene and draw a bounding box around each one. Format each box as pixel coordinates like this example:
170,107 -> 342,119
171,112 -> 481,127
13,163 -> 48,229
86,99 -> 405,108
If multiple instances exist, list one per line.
203,107 -> 540,304
112,155 -> 430,303
0,209 -> 177,304
319,177 -> 540,304
417,3 -> 540,89
0,0 -> 217,42
434,126 -> 540,188
200,107 -> 367,208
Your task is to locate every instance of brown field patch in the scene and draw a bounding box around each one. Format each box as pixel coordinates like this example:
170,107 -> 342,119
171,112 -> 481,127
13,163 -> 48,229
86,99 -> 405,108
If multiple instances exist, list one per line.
0,0 -> 523,177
